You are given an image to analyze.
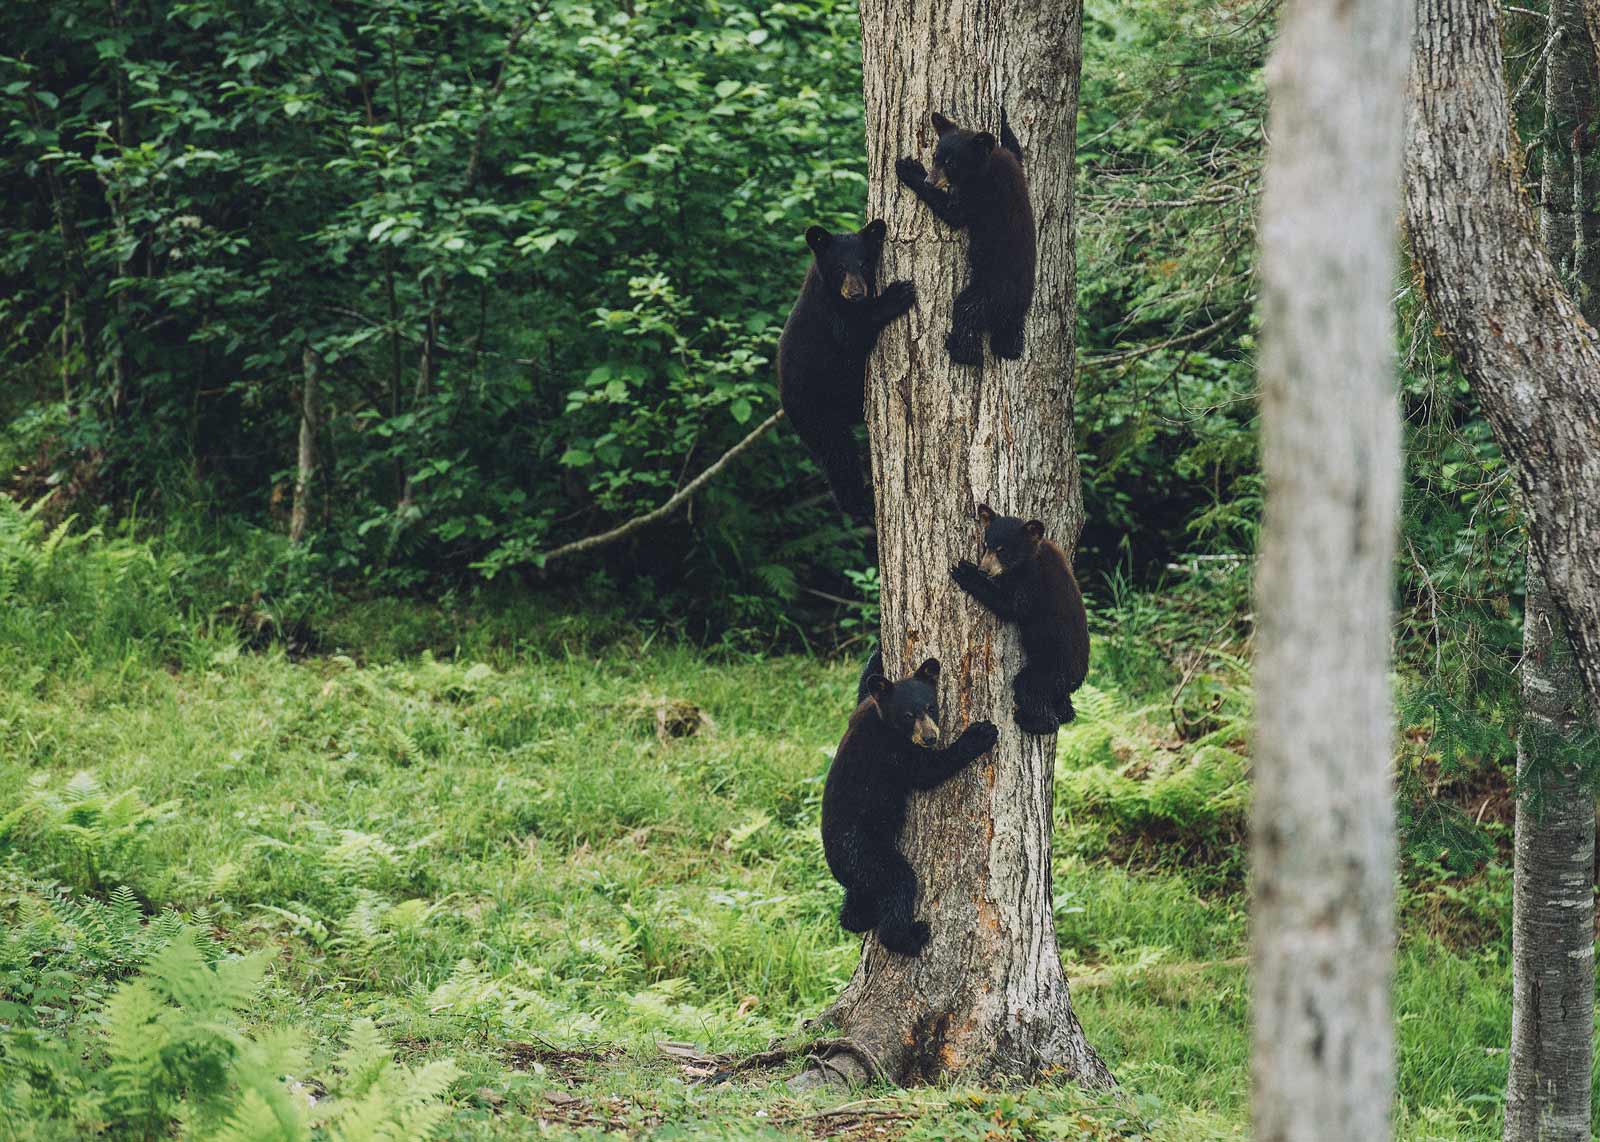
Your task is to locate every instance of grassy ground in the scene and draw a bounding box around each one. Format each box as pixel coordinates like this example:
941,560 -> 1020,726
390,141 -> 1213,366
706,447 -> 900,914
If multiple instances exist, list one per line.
0,507 -> 1552,1138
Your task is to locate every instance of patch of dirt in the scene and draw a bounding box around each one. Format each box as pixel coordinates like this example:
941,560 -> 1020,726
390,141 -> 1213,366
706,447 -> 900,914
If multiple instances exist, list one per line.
502,1040 -> 621,1085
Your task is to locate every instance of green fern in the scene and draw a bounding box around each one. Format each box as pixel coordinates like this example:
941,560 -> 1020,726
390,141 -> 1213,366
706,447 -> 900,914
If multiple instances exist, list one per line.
312,1018 -> 460,1141
1,772 -> 177,893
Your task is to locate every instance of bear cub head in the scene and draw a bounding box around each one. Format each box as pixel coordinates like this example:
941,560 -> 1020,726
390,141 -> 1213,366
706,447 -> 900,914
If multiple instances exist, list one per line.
805,219 -> 888,303
975,503 -> 1046,576
861,656 -> 943,748
928,111 -> 999,190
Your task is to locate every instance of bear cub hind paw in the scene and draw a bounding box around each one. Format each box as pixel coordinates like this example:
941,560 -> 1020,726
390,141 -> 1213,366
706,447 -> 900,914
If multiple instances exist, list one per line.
945,330 -> 984,366
1013,705 -> 1061,737
839,892 -> 879,934
879,920 -> 932,957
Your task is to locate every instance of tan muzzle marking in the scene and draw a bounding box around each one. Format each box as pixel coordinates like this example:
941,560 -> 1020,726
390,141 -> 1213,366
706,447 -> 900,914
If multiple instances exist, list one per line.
913,714 -> 940,749
978,550 -> 1002,576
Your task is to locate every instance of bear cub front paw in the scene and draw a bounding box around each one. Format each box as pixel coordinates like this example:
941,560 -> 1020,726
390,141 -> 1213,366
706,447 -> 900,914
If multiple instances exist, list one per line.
880,279 -> 918,315
895,156 -> 929,186
950,559 -> 989,593
956,720 -> 1000,756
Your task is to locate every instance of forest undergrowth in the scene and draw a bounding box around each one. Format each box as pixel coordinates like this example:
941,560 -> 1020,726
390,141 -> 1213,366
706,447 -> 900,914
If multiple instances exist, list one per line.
0,501 -> 1549,1141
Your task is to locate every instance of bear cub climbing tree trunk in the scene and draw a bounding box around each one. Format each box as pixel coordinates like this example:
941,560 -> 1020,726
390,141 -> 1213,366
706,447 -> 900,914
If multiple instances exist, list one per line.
801,0 -> 1109,1087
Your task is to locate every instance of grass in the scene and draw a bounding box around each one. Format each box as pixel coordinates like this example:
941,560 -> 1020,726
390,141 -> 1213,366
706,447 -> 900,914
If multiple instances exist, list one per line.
0,502 -> 1564,1138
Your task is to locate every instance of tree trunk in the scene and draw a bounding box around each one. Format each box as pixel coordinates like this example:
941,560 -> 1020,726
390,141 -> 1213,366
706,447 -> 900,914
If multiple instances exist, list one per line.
1404,3 -> 1600,1131
1405,0 -> 1600,722
290,346 -> 322,546
1500,4 -> 1598,1138
1506,561 -> 1595,1142
1250,1 -> 1410,1138
806,0 -> 1110,1088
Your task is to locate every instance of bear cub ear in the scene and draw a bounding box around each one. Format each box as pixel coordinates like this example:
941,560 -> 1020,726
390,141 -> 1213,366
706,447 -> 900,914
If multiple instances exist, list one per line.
805,225 -> 832,254
971,130 -> 997,155
865,674 -> 892,699
1024,519 -> 1046,541
976,503 -> 995,526
861,218 -> 887,244
931,111 -> 957,135
914,657 -> 941,683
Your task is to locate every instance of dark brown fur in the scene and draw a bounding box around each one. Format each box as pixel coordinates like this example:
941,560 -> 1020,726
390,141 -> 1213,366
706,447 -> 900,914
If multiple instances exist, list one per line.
951,506 -> 1089,734
894,110 -> 1036,363
776,221 -> 915,523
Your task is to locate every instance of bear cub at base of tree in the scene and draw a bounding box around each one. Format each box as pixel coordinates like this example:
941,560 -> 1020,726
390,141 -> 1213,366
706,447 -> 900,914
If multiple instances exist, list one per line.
777,220 -> 916,525
951,505 -> 1090,735
821,656 -> 998,956
895,109 -> 1035,365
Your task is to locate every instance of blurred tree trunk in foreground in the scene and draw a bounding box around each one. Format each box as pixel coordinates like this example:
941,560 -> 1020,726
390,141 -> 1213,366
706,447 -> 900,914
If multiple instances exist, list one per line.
803,0 -> 1110,1088
1251,0 -> 1410,1137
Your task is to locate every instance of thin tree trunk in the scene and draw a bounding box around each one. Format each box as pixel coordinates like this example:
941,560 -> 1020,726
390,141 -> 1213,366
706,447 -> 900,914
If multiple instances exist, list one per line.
1251,1 -> 1410,1138
1501,3 -> 1598,1138
290,346 -> 321,546
1506,561 -> 1595,1142
803,0 -> 1109,1089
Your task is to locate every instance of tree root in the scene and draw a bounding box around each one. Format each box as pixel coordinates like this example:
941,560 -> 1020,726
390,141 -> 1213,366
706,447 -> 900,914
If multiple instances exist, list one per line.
678,1032 -> 888,1090
785,1037 -> 886,1091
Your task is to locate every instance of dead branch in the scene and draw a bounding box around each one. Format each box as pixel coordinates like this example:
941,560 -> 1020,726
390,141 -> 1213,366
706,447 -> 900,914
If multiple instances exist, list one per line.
1080,300 -> 1253,368
536,410 -> 783,567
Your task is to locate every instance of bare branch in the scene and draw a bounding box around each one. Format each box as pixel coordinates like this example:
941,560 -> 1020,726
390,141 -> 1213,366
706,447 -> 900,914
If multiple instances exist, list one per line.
536,410 -> 784,567
1080,300 -> 1253,368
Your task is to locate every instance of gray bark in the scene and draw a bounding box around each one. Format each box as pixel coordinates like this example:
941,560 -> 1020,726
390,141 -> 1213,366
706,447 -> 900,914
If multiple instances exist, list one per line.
1251,0 -> 1410,1138
806,0 -> 1110,1087
1506,562 -> 1595,1142
1405,0 -> 1600,726
290,346 -> 321,546
1502,3 -> 1597,1139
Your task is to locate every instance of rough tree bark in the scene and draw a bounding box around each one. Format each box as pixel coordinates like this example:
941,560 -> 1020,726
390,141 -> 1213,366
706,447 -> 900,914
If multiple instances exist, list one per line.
1404,5 -> 1600,1134
804,0 -> 1110,1087
1506,2 -> 1597,1138
290,346 -> 322,546
1406,0 -> 1600,729
1251,0 -> 1411,1138
1506,559 -> 1595,1142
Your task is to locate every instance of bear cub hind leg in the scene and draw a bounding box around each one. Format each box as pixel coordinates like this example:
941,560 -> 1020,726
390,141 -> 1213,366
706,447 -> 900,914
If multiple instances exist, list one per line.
838,888 -> 880,934
874,853 -> 931,956
1012,664 -> 1061,736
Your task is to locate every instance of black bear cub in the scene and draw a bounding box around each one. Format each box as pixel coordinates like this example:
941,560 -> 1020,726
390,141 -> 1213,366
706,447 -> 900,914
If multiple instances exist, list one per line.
822,656 -> 998,956
777,220 -> 916,524
951,505 -> 1089,735
895,110 -> 1035,364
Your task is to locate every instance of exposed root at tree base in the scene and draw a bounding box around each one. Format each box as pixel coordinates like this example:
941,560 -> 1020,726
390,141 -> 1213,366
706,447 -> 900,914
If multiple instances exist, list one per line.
785,999 -> 1116,1092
